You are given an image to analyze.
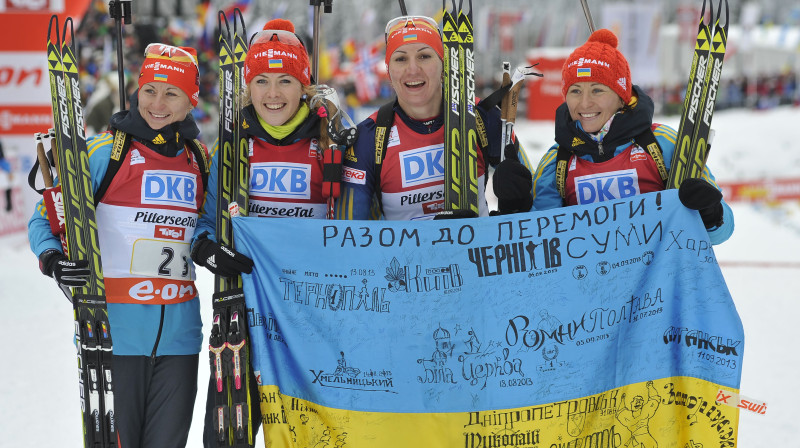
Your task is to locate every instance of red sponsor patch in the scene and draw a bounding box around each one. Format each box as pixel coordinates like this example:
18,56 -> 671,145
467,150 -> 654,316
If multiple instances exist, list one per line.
155,225 -> 185,241
422,200 -> 445,214
343,166 -> 366,185
630,152 -> 648,162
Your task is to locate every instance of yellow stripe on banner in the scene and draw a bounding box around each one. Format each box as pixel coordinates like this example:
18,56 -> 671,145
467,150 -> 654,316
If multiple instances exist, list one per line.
259,377 -> 740,447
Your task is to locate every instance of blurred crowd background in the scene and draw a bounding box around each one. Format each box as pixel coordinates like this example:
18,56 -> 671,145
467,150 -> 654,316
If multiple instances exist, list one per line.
70,0 -> 800,141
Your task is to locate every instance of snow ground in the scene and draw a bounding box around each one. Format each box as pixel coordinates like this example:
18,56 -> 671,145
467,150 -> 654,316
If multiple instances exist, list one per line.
1,106 -> 799,447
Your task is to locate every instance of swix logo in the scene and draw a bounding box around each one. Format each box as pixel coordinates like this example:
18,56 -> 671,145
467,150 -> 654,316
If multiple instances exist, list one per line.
574,169 -> 640,204
155,225 -> 185,241
342,166 -> 366,185
47,188 -> 65,229
716,389 -> 767,415
251,162 -> 311,199
141,170 -> 198,208
129,280 -> 196,302
400,144 -> 444,188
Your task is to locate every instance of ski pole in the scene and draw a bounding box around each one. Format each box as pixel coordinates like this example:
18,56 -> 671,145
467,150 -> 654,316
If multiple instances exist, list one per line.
398,0 -> 408,15
579,0 -> 596,32
309,0 -> 333,83
108,0 -> 132,111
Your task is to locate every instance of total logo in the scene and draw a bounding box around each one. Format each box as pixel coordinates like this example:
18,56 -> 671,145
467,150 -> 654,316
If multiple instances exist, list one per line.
142,170 -> 198,208
251,162 -> 311,199
155,225 -> 185,241
574,169 -> 640,204
400,144 -> 444,188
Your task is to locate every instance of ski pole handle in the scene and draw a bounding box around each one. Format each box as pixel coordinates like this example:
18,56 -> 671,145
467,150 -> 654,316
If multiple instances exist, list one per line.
108,0 -> 131,110
36,133 -> 54,188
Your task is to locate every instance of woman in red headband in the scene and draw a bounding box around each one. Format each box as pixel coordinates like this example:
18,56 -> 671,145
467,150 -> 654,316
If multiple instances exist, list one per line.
493,29 -> 734,245
29,43 -> 209,447
189,18 -> 332,447
336,15 -> 533,220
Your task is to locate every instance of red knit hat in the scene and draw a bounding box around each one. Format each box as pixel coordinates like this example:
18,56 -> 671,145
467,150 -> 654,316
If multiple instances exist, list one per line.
245,19 -> 311,86
384,16 -> 444,66
138,44 -> 200,106
561,29 -> 631,103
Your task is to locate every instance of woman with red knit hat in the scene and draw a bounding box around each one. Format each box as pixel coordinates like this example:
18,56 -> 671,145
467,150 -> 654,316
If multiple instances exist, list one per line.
336,15 -> 532,220
494,29 -> 734,245
189,17 -> 328,447
28,44 -> 209,446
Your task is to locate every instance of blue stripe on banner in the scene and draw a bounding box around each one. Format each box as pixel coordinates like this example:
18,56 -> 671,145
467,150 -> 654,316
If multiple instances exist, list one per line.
233,190 -> 743,415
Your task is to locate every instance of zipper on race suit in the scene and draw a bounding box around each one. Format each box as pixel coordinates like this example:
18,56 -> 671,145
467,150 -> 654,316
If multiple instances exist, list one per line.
150,304 -> 166,364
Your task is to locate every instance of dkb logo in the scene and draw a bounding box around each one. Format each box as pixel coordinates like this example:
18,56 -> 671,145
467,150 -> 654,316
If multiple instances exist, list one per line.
574,169 -> 639,204
400,144 -> 444,188
251,162 -> 311,199
142,170 -> 197,208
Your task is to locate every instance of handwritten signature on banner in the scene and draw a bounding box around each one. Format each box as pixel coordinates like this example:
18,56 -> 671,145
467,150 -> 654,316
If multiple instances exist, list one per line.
232,190 -> 744,448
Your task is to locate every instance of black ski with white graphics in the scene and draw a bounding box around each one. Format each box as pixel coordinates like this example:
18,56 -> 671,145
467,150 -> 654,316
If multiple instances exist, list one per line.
667,0 -> 729,188
47,15 -> 117,448
442,0 -> 479,215
210,9 -> 255,448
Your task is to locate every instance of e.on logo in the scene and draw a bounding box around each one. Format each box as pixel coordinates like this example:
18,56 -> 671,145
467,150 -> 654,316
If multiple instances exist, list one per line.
574,169 -> 640,205
0,66 -> 43,88
141,170 -> 198,208
129,280 -> 195,303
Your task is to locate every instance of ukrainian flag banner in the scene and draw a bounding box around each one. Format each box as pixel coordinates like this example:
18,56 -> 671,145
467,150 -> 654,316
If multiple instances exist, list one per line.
232,190 -> 743,448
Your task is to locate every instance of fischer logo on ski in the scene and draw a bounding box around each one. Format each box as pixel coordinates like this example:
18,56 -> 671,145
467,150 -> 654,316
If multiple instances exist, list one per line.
667,0 -> 729,189
47,15 -> 117,448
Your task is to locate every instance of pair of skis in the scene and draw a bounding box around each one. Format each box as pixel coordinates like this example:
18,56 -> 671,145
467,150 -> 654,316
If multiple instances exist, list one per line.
211,9 -> 255,448
667,0 -> 729,188
442,0 -> 480,215
46,15 -> 117,447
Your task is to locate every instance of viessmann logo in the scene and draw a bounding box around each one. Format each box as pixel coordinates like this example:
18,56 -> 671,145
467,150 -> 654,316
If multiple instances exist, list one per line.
155,225 -> 185,241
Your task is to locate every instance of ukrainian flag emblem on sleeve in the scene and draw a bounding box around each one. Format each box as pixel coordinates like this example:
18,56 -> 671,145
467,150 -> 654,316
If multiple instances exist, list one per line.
268,59 -> 283,69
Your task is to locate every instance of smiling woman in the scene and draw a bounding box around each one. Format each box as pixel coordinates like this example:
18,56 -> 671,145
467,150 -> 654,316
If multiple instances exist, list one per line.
189,18 -> 332,444
492,28 -> 735,247
335,14 -> 533,221
27,41 -> 209,448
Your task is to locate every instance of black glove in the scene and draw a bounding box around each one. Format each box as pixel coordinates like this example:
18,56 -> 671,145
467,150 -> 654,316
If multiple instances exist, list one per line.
38,249 -> 90,288
678,178 -> 724,229
191,236 -> 254,277
492,144 -> 533,215
434,209 -> 478,220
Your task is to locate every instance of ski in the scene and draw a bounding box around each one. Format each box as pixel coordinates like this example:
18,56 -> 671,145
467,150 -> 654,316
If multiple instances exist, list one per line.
442,0 -> 479,215
46,15 -> 116,448
211,9 -> 254,448
457,0 -> 480,215
667,0 -> 729,188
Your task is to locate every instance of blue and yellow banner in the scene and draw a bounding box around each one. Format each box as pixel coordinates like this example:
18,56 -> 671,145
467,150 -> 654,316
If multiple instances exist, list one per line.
233,190 -> 743,448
